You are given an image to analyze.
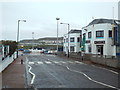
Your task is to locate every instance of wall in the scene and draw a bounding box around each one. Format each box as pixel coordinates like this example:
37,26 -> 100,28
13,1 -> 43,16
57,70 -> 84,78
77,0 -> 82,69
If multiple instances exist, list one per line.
0,52 -> 17,73
63,33 -> 80,53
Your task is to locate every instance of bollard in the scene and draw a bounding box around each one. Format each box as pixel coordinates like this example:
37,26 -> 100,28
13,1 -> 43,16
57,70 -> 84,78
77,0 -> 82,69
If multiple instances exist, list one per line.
21,59 -> 23,64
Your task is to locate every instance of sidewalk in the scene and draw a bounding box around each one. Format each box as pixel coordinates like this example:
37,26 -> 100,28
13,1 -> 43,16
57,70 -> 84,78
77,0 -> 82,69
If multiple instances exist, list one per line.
2,56 -> 26,88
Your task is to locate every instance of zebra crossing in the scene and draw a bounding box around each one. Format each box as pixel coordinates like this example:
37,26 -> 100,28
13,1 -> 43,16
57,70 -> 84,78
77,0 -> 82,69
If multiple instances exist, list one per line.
28,60 -> 83,65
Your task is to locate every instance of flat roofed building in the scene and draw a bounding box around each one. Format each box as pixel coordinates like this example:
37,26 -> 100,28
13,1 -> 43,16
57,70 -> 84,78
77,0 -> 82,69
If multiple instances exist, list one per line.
82,19 -> 120,58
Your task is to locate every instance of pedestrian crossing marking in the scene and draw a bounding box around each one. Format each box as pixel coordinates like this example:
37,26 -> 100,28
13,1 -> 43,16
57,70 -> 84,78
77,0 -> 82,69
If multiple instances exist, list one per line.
44,61 -> 52,64
38,61 -> 43,64
28,61 -> 83,65
53,61 -> 59,63
29,62 -> 34,64
75,61 -> 83,64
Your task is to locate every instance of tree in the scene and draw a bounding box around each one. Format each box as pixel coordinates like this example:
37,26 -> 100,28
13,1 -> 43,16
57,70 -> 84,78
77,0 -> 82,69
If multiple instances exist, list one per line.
2,40 -> 17,57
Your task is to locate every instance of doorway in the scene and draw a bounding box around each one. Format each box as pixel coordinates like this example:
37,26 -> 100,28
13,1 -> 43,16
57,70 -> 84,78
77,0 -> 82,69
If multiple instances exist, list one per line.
97,45 -> 103,55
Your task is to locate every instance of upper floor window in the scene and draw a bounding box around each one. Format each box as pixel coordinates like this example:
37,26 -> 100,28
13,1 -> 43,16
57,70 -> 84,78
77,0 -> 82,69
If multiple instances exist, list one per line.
66,38 -> 68,42
88,32 -> 92,38
70,37 -> 74,42
109,30 -> 112,37
96,30 -> 104,38
77,37 -> 80,42
83,33 -> 86,38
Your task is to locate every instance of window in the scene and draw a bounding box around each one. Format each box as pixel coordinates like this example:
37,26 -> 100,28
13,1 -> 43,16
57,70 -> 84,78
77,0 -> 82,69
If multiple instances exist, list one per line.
77,37 -> 80,42
64,39 -> 65,43
66,38 -> 68,42
88,45 -> 91,52
83,33 -> 86,37
70,46 -> 74,52
88,32 -> 92,38
70,37 -> 74,42
109,30 -> 112,37
96,30 -> 104,38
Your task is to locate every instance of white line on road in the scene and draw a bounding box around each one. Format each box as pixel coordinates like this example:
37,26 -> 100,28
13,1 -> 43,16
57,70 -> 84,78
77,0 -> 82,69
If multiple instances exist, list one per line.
66,65 -> 119,89
75,61 -> 84,64
28,65 -> 36,84
28,62 -> 34,65
37,61 -> 43,64
44,61 -> 52,64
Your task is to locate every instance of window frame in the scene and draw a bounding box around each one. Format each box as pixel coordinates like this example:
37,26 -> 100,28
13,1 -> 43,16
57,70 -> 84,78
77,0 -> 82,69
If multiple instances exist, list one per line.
96,30 -> 104,38
70,37 -> 75,42
88,31 -> 92,38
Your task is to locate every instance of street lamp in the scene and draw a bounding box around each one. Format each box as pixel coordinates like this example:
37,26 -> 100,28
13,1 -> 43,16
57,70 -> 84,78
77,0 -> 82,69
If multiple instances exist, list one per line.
60,23 -> 70,57
17,20 -> 26,58
32,32 -> 34,50
56,18 -> 60,53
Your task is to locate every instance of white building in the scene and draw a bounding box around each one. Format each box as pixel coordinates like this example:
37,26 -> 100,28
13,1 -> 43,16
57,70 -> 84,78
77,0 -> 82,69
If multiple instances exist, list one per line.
82,19 -> 120,58
63,29 -> 82,54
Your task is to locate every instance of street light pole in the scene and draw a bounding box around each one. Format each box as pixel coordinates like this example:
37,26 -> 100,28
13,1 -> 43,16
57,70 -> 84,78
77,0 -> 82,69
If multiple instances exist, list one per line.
60,23 -> 70,57
17,20 -> 26,58
32,32 -> 34,50
56,18 -> 60,53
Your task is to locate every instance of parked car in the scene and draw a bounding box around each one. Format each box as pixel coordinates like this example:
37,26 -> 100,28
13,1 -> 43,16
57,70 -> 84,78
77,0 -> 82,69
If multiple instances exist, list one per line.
23,50 -> 31,53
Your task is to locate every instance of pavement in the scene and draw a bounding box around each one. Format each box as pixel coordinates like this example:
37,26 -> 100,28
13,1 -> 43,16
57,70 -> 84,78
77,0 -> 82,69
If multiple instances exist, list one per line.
2,56 -> 26,89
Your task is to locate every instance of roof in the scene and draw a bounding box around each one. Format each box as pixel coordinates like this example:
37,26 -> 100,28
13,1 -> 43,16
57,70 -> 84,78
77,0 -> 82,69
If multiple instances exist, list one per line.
38,37 -> 63,41
85,19 -> 120,27
68,29 -> 81,34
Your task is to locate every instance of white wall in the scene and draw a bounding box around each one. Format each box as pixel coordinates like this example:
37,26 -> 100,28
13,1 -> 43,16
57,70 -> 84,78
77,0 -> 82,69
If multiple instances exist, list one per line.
63,33 -> 80,53
0,52 -> 17,73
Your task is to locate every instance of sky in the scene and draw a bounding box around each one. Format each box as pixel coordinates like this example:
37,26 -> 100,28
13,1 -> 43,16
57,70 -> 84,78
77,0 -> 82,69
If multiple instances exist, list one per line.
0,0 -> 119,41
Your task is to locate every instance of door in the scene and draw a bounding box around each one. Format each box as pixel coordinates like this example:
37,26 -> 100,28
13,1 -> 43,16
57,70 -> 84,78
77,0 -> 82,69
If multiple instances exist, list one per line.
97,45 -> 103,55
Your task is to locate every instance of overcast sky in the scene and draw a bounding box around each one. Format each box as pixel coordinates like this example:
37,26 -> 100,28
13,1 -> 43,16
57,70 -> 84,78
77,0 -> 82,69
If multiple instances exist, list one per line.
0,0 -> 119,41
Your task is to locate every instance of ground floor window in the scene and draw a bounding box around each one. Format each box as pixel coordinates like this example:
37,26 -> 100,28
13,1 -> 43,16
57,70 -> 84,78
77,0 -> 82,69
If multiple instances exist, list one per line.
88,45 -> 91,53
70,46 -> 74,52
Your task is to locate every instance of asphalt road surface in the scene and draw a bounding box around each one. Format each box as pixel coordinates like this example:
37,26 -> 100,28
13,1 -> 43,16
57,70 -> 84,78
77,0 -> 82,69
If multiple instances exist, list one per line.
25,54 -> 119,89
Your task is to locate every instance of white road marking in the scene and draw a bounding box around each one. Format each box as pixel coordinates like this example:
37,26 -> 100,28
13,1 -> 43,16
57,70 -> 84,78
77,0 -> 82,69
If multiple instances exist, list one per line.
75,61 -> 84,64
37,61 -> 43,64
55,62 -> 119,89
53,61 -> 59,63
28,62 -> 34,65
60,61 -> 66,64
28,64 -> 36,84
44,61 -> 52,64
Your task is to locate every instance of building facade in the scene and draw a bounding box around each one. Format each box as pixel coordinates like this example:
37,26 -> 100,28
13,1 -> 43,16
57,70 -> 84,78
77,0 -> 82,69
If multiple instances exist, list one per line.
82,19 -> 120,58
63,29 -> 82,54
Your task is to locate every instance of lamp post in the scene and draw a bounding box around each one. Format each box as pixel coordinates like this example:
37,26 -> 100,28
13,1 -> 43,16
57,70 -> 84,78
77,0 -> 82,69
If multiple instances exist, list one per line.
17,20 -> 26,58
32,32 -> 34,50
56,18 -> 60,53
60,23 -> 70,57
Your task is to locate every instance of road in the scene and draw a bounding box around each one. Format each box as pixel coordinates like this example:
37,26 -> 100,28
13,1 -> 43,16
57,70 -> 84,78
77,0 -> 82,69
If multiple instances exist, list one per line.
25,54 -> 119,89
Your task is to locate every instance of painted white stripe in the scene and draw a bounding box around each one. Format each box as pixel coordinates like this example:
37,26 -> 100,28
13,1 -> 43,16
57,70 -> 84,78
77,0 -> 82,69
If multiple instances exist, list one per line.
66,65 -> 119,89
60,61 -> 66,64
28,62 -> 34,65
28,65 -> 36,84
45,61 -> 52,64
54,61 -> 59,63
37,61 -> 43,64
75,61 -> 84,64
